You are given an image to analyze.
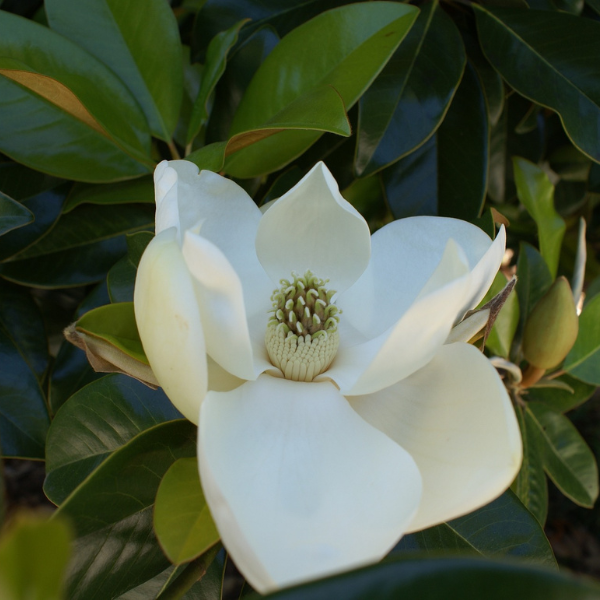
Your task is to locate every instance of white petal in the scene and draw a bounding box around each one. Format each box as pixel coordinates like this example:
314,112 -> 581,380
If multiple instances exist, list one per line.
445,309 -> 490,344
183,230 -> 271,380
255,162 -> 371,293
198,376 -> 422,593
154,160 -> 272,317
134,229 -> 206,424
348,343 -> 522,531
325,240 -> 471,396
207,356 -> 244,392
339,217 -> 503,339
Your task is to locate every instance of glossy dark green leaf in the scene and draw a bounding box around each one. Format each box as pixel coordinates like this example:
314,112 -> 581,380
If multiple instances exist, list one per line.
1,204 -> 153,288
527,401 -> 599,507
511,405 -> 548,526
564,293 -> 600,385
186,142 -> 228,172
513,157 -> 565,277
475,6 -> 600,163
355,0 -> 465,176
45,374 -> 182,504
0,162 -> 63,201
56,420 -> 196,600
107,231 -> 153,303
515,242 -> 553,342
436,61 -> 489,220
46,0 -> 183,141
381,137 -> 438,219
0,184 -> 69,262
262,556 -> 600,600
0,281 -> 49,380
588,0 -> 600,15
48,341 -> 102,417
205,26 -> 280,146
341,175 -> 389,230
395,490 -> 555,566
0,322 -> 49,459
0,13 -> 153,181
154,458 -> 219,564
525,375 -> 596,413
225,2 -> 419,178
0,237 -> 127,288
0,514 -> 72,600
194,0 -> 348,59
64,176 -> 154,212
0,193 -> 33,236
187,19 -> 247,146
382,62 -> 488,222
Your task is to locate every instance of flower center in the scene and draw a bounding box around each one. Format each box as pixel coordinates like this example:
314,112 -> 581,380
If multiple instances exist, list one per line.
265,271 -> 340,382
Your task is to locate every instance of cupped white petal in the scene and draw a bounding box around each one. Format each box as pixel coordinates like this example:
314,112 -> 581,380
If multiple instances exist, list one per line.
255,162 -> 371,293
134,229 -> 206,424
207,356 -> 245,392
183,230 -> 271,380
348,343 -> 522,532
339,217 -> 503,339
325,240 -> 471,396
154,160 -> 272,317
445,309 -> 490,345
198,376 -> 422,593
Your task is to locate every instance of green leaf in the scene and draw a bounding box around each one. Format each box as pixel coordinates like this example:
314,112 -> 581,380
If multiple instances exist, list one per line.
187,19 -> 247,146
0,237 -> 128,288
45,374 -> 182,504
527,401 -> 599,507
395,490 -> 555,566
46,0 -> 183,141
0,184 -> 69,262
0,13 -> 153,181
1,204 -> 153,288
186,142 -> 228,172
64,176 -> 154,213
481,272 -> 519,358
0,162 -> 63,201
56,420 -> 196,600
0,514 -> 72,600
0,281 -> 49,381
436,61 -> 489,221
0,321 -> 49,459
511,405 -> 548,526
515,242 -> 553,343
564,293 -> 600,385
75,302 -> 147,364
261,556 -> 600,600
512,157 -> 565,277
225,2 -> 419,178
525,375 -> 596,413
154,458 -> 220,564
355,0 -> 465,177
381,62 -> 488,222
0,193 -> 33,236
107,231 -> 154,303
474,6 -> 600,164
194,0 -> 348,59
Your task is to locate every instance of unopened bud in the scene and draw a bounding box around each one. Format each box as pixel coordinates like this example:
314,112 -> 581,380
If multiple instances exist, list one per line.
522,276 -> 579,369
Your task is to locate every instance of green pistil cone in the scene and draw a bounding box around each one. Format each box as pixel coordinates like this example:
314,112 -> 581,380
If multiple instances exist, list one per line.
522,276 -> 579,369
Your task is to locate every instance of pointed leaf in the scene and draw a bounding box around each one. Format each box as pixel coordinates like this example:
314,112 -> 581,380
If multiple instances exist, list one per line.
0,193 -> 33,236
45,374 -> 182,504
527,402 -> 599,507
475,6 -> 600,163
225,2 -> 419,177
64,177 -> 154,213
356,0 -> 465,176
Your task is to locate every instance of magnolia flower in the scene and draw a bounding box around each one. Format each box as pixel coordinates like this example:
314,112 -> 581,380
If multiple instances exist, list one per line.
134,160 -> 522,593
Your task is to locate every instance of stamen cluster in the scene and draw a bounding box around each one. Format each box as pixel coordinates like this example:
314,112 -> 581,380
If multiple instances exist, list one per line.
265,271 -> 340,382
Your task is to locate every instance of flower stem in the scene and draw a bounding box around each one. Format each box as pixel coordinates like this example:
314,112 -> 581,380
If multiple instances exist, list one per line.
168,140 -> 181,160
520,365 -> 546,389
156,545 -> 221,600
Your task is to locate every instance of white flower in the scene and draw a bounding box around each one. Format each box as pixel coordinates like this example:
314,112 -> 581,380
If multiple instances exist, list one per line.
134,160 -> 522,594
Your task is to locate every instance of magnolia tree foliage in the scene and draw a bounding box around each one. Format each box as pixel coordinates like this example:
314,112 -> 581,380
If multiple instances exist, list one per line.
0,0 -> 600,598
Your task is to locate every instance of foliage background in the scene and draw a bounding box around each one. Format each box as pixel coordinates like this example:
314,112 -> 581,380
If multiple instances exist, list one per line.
1,0 -> 600,598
